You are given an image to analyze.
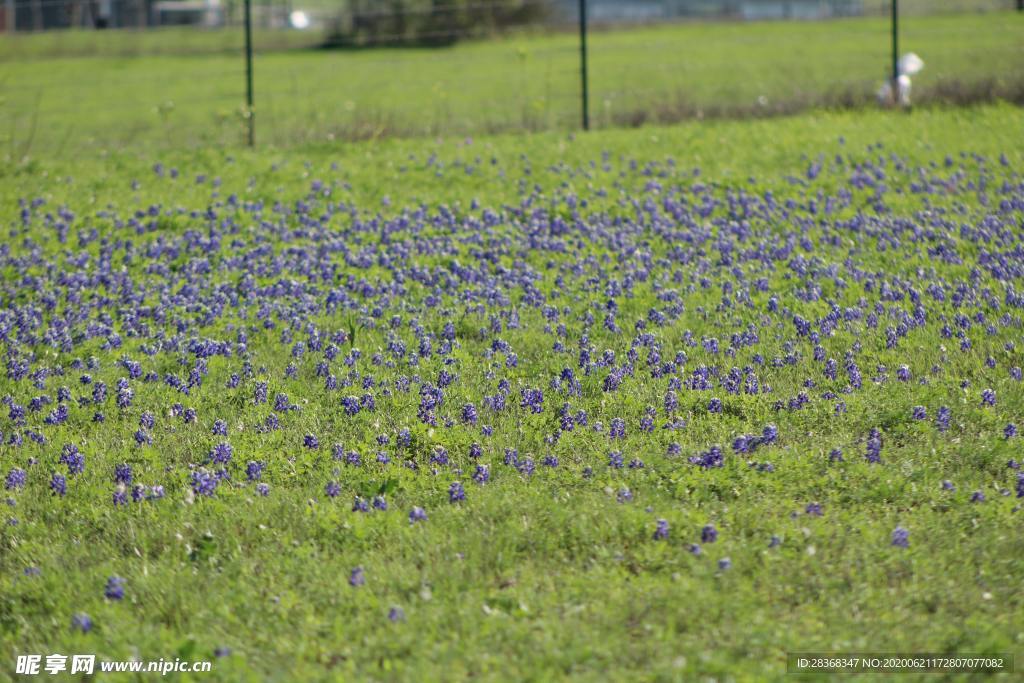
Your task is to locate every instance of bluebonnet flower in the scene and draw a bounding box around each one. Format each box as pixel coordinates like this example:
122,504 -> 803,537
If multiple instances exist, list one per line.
256,484 -> 270,496
409,507 -> 427,523
71,613 -> 93,632
130,484 -> 147,502
970,491 -> 985,503
473,464 -> 490,484
520,388 -> 544,414
5,468 -> 26,490
805,503 -> 823,516
664,390 -> 678,412
352,496 -> 370,512
50,473 -> 66,496
616,488 -> 633,504
116,386 -> 133,409
325,482 -> 341,498
112,486 -> 129,506
935,406 -> 951,432
372,495 -> 388,511
733,435 -> 752,454
689,446 -> 725,469
388,606 -> 405,622
980,389 -> 996,407
209,442 -> 232,465
718,557 -> 732,571
104,576 -> 125,600
303,434 -> 319,450
891,527 -> 909,548
114,463 -> 133,485
701,524 -> 718,543
516,457 -> 536,477
865,429 -> 883,463
911,406 -> 927,420
449,481 -> 466,503
246,461 -> 265,481
653,519 -> 669,540
1004,424 -> 1017,439
341,396 -> 361,416
349,567 -> 365,587
191,471 -> 218,497
941,480 -> 956,491
608,451 -> 624,469
430,447 -> 449,467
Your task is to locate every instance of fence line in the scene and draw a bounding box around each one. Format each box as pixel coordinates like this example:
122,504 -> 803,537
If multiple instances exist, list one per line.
1,2 -> 1022,155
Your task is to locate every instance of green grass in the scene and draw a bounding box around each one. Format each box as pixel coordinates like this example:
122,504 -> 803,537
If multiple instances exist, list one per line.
1,11 -> 1022,158
1,104 -> 1023,680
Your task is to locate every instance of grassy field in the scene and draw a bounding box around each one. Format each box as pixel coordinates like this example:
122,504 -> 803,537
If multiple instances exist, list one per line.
0,103 -> 1022,680
1,11 -> 1022,157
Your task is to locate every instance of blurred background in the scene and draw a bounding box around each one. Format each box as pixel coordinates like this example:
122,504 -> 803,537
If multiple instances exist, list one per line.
0,0 -> 1021,155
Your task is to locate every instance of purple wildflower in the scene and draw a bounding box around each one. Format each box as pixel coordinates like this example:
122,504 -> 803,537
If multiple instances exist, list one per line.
5,468 -> 26,490
71,613 -> 93,633
104,576 -> 125,600
349,567 -> 365,587
449,481 -> 466,503
50,473 -> 66,496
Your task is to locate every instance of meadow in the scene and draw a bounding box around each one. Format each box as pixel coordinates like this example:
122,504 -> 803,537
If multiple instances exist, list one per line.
0,100 -> 1022,680
1,10 -> 1023,157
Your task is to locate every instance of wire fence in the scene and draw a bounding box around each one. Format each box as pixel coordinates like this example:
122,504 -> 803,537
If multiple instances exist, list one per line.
0,0 -> 1022,156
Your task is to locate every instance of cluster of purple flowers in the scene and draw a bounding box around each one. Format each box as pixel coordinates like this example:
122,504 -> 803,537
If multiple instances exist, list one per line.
0,138 -> 1020,635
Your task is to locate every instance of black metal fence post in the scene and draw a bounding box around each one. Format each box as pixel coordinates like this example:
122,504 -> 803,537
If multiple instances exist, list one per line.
244,0 -> 254,146
890,0 -> 899,84
578,0 -> 589,131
